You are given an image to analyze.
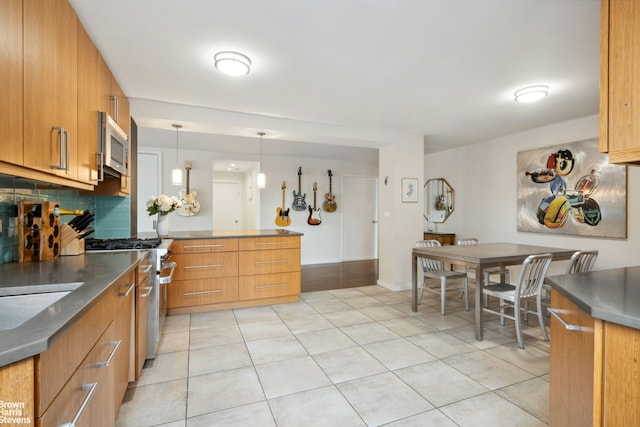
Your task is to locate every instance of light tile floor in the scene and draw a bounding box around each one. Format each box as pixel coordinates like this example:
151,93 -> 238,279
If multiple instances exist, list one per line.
116,285 -> 551,427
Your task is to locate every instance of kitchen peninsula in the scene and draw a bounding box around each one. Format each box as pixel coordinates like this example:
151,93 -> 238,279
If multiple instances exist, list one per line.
163,229 -> 303,314
547,266 -> 640,426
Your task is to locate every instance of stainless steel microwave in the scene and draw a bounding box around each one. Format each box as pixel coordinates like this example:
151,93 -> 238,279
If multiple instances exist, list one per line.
98,111 -> 128,177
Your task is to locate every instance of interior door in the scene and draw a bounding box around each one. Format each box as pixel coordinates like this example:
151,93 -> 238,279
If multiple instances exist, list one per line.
342,176 -> 378,261
212,181 -> 242,230
137,151 -> 162,233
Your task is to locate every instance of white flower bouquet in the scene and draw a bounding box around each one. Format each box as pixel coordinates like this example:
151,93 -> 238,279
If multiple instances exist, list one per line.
146,194 -> 181,216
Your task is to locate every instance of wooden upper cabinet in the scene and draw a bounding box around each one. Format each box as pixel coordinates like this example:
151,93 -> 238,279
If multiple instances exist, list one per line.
98,54 -> 130,136
600,0 -> 640,164
0,0 -> 24,166
77,23 -> 99,185
23,0 -> 79,178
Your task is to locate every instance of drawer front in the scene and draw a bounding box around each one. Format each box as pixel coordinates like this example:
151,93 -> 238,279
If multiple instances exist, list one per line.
171,238 -> 238,253
239,272 -> 301,300
39,323 -> 116,427
238,236 -> 300,251
239,249 -> 300,276
137,254 -> 153,286
172,252 -> 238,280
168,277 -> 239,308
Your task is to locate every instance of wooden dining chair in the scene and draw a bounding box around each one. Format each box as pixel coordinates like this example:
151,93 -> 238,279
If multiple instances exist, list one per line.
416,240 -> 469,315
482,253 -> 552,349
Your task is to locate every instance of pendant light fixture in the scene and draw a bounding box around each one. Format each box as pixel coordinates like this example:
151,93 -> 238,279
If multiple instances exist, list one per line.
257,132 -> 266,189
171,124 -> 183,186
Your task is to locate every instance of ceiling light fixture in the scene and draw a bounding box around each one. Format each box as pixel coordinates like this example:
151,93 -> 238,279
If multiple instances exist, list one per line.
214,51 -> 251,76
171,124 -> 183,186
514,85 -> 549,103
257,132 -> 266,189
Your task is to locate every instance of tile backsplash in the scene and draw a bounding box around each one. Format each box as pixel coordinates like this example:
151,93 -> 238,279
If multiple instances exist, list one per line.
0,177 -> 131,263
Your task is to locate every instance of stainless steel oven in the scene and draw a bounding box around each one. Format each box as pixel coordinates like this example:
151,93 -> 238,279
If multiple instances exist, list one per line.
85,237 -> 176,359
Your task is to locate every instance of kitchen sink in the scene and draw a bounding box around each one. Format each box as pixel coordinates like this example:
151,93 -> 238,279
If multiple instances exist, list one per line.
0,291 -> 72,331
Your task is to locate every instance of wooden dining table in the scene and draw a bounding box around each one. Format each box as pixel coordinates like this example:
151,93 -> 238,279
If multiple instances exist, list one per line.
411,242 -> 577,340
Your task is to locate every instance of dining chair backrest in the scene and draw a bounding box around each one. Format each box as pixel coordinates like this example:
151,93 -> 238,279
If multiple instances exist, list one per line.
565,250 -> 598,274
415,240 -> 445,272
514,253 -> 553,299
457,238 -> 479,245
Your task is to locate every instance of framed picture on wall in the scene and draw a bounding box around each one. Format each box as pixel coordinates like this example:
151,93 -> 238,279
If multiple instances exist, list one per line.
402,178 -> 419,203
517,138 -> 627,238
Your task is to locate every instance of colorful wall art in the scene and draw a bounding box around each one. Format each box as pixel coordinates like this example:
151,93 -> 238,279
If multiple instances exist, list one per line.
517,138 -> 627,238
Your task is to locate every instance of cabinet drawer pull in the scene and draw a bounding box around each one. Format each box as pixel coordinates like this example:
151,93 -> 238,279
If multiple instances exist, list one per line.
59,382 -> 98,427
184,289 -> 223,296
255,241 -> 289,246
184,244 -> 224,249
256,283 -> 288,290
140,264 -> 154,273
96,340 -> 121,368
141,286 -> 153,298
255,260 -> 288,265
119,282 -> 135,297
184,264 -> 224,269
548,308 -> 586,331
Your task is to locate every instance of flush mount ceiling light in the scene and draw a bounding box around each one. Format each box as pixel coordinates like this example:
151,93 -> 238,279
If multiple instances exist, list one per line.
214,51 -> 251,76
171,124 -> 183,186
514,85 -> 549,103
257,132 -> 266,189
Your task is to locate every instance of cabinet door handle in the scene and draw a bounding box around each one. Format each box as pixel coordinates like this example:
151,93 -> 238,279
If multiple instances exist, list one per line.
255,242 -> 289,246
58,382 -> 98,427
184,244 -> 224,249
96,340 -> 121,368
141,286 -> 153,298
184,264 -> 224,269
113,95 -> 119,122
184,289 -> 223,296
52,126 -> 66,170
64,129 -> 70,172
548,308 -> 585,331
255,283 -> 288,290
256,260 -> 288,265
119,282 -> 135,297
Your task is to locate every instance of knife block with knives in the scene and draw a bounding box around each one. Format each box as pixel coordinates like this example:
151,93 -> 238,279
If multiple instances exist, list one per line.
60,210 -> 95,256
18,201 -> 61,262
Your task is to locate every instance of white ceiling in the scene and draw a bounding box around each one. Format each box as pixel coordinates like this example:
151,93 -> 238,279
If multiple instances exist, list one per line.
69,0 -> 601,157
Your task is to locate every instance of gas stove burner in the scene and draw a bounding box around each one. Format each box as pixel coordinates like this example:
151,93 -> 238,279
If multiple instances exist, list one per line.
85,237 -> 162,251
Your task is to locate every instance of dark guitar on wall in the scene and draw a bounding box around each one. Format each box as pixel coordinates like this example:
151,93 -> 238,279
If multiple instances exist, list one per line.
322,170 -> 337,212
292,166 -> 307,211
308,182 -> 322,226
276,181 -> 291,226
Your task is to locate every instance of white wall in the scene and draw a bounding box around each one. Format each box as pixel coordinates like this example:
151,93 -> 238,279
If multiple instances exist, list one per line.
140,136 -> 378,265
425,114 -> 640,277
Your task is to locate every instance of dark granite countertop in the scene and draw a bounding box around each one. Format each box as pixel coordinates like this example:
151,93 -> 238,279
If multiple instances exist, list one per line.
151,229 -> 304,240
547,265 -> 640,330
0,251 -> 145,367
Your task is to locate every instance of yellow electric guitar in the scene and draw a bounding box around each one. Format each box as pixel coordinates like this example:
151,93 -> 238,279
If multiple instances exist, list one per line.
275,181 -> 291,226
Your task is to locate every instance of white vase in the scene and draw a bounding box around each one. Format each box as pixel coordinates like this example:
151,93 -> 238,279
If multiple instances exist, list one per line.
157,214 -> 169,237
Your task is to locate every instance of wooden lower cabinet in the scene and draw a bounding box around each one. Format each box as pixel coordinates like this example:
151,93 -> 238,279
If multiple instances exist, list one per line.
0,358 -> 34,426
113,270 -> 134,412
423,232 -> 455,245
38,323 -> 117,427
168,235 -> 301,313
549,289 -> 640,425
